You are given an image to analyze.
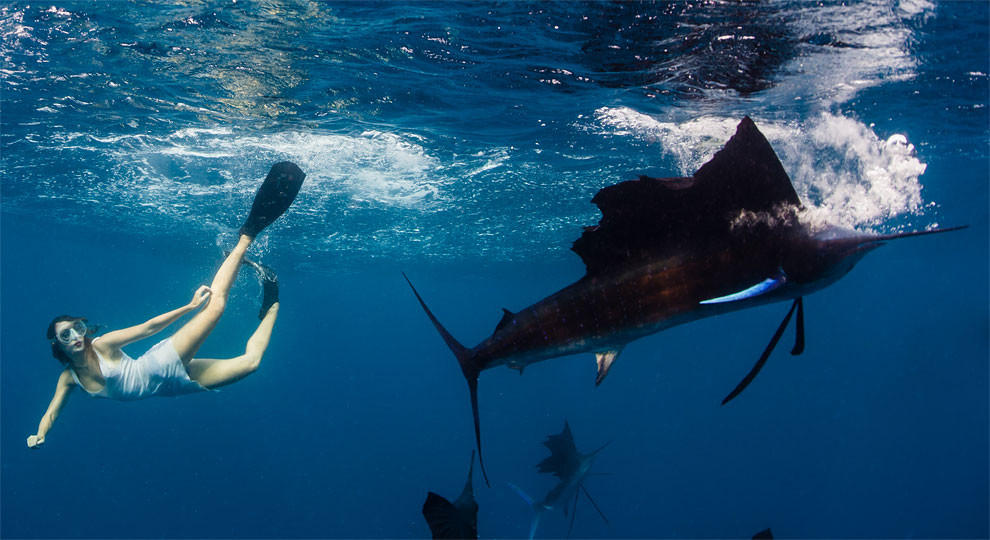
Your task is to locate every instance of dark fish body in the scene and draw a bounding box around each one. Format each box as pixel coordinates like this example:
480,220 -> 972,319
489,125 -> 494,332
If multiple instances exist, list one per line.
753,528 -> 775,539
422,452 -> 479,540
474,228 -> 856,373
405,116 -> 965,484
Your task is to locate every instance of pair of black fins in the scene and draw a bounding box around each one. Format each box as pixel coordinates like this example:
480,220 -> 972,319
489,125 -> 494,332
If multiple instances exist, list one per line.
405,117 -> 966,485
237,161 -> 306,318
422,422 -> 608,540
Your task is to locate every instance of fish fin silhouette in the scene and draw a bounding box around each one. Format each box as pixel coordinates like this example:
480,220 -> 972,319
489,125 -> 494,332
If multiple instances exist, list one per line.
581,484 -> 611,525
791,297 -> 805,355
507,482 -> 543,540
700,276 -> 785,304
537,420 -> 581,479
594,349 -> 622,386
403,273 -> 490,487
565,491 -> 579,538
572,117 -> 801,276
495,308 -> 515,332
722,297 -> 801,405
422,492 -> 477,539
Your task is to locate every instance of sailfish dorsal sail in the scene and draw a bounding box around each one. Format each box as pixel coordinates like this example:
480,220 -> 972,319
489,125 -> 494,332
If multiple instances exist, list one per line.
536,420 -> 581,479
571,116 -> 802,276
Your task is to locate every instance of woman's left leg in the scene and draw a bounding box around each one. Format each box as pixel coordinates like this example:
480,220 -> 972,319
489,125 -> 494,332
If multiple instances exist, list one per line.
185,303 -> 279,389
171,235 -> 253,364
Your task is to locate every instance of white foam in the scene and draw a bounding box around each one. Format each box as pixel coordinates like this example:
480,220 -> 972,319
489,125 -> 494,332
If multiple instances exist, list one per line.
462,148 -> 510,177
3,126 -> 456,259
595,108 -> 929,232
104,128 -> 446,213
786,113 -> 926,231
594,108 -> 740,174
898,0 -> 936,17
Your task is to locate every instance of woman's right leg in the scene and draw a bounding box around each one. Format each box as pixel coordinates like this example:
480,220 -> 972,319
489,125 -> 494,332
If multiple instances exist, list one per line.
171,234 -> 253,364
185,302 -> 279,389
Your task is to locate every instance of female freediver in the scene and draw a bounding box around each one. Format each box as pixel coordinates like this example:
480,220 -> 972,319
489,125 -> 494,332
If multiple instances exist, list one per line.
27,162 -> 305,449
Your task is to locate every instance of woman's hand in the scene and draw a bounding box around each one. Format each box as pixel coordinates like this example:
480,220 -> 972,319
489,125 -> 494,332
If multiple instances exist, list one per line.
27,435 -> 45,449
188,285 -> 213,309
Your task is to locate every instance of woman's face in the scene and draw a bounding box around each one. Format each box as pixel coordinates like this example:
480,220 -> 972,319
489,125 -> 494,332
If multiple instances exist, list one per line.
54,320 -> 87,356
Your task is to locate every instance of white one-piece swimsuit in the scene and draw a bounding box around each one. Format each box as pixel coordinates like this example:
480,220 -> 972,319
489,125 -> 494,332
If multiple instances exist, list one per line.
69,337 -> 208,400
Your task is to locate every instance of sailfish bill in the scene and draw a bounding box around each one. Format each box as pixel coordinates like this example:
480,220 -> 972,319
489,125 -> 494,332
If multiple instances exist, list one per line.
405,116 -> 966,478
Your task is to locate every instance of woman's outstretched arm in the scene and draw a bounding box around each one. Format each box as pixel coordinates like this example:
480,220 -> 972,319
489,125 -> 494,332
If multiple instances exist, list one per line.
28,369 -> 76,448
96,286 -> 212,351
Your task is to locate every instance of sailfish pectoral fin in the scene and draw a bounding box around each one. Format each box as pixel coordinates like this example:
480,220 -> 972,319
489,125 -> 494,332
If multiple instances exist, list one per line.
565,491 -> 579,538
581,484 -> 611,526
594,349 -> 623,386
721,297 -> 801,405
700,276 -> 785,305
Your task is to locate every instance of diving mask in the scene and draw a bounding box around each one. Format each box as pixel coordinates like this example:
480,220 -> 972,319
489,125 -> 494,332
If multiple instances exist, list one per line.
56,320 -> 87,344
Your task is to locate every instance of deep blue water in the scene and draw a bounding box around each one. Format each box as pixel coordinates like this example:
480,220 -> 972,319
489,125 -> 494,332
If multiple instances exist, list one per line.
1,1 -> 987,538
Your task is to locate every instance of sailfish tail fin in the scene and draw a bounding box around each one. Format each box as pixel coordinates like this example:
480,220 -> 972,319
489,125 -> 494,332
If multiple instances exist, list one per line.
507,482 -> 543,540
403,273 -> 491,488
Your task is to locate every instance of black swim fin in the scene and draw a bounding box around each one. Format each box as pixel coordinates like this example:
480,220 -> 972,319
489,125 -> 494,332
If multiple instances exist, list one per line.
243,258 -> 279,320
239,161 -> 305,237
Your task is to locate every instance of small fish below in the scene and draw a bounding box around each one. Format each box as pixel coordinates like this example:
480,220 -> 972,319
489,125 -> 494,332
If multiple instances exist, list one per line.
508,420 -> 611,539
422,451 -> 479,540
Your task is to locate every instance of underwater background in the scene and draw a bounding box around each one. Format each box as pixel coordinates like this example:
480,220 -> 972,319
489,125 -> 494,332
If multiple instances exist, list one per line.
1,1 -> 987,538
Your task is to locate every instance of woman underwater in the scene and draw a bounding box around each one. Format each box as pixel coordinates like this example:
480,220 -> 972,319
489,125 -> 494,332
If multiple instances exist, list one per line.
27,162 -> 305,449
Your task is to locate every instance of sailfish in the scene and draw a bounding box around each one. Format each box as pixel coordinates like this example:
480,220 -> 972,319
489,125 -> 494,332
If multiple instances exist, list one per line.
508,420 -> 610,539
405,116 -> 964,485
422,451 -> 479,539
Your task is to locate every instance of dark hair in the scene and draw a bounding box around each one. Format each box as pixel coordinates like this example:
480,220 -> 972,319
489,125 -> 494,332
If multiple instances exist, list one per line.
46,315 -> 99,366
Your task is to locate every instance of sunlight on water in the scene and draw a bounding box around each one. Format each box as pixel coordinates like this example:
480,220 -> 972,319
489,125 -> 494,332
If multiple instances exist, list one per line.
594,107 -> 929,233
766,0 -> 932,107
0,0 -> 965,267
35,110 -> 934,264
